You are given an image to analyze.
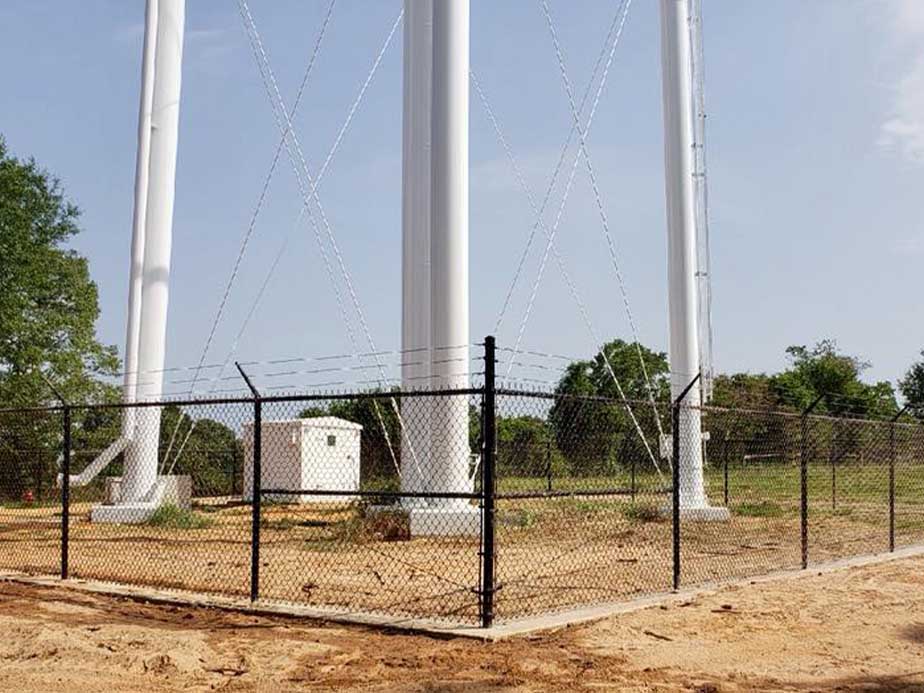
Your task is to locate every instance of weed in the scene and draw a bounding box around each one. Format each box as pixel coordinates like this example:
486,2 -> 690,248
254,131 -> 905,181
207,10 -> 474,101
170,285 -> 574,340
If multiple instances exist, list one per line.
733,501 -> 785,518
146,504 -> 213,530
499,508 -> 539,528
622,503 -> 664,523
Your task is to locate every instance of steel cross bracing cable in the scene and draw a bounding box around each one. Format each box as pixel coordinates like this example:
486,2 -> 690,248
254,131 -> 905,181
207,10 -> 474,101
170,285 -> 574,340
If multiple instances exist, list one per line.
161,0 -> 337,469
492,0 -> 628,336
538,0 -> 664,440
497,0 -> 662,473
169,1 -> 402,475
472,62 -> 663,479
171,4 -> 412,478
229,1 -> 421,480
181,0 -> 337,398
237,1 -> 406,476
505,0 -> 630,377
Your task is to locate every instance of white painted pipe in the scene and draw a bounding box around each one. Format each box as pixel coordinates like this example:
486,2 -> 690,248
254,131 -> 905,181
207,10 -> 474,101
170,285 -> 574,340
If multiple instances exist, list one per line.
429,0 -> 471,502
122,0 -> 159,437
122,0 -> 185,503
400,0 -> 433,500
659,0 -> 707,509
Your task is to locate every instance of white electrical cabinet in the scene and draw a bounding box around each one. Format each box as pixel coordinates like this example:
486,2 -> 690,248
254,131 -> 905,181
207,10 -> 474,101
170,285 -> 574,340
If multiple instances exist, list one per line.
243,417 -> 362,503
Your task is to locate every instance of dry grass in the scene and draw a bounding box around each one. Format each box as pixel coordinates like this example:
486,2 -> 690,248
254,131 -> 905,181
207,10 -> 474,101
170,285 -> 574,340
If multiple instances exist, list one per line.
1,474 -> 922,628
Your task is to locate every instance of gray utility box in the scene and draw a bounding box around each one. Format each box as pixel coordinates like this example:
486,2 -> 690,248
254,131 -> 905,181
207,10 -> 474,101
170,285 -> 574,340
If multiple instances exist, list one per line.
242,417 -> 362,503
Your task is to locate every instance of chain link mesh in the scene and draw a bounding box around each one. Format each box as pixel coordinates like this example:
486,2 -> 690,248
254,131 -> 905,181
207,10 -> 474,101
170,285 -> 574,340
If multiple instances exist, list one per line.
0,383 -> 922,628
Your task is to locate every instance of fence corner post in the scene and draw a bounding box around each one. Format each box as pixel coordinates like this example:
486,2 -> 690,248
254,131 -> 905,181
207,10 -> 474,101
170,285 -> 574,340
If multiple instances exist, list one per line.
889,406 -> 906,553
40,371 -> 70,582
800,395 -> 824,570
671,373 -> 701,593
237,362 -> 262,603
61,405 -> 71,580
671,398 -> 681,591
480,336 -> 497,629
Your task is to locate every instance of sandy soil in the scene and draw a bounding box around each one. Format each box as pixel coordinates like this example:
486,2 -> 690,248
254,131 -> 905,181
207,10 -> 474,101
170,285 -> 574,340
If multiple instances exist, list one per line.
0,555 -> 922,692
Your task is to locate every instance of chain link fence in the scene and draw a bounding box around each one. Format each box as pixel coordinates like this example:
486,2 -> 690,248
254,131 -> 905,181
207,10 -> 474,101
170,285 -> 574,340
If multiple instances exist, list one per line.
0,344 -> 922,629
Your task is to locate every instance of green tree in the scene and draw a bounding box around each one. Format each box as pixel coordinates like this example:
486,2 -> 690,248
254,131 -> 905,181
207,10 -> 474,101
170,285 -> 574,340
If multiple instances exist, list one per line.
0,137 -> 118,406
0,138 -> 119,497
496,415 -> 556,477
899,351 -> 924,418
158,407 -> 243,495
771,340 -> 897,418
769,341 -> 897,468
549,340 -> 668,476
711,373 -> 777,411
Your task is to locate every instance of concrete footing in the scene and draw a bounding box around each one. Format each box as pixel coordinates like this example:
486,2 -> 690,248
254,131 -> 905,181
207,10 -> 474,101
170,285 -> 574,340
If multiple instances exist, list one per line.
407,505 -> 480,536
90,475 -> 191,524
661,504 -> 731,522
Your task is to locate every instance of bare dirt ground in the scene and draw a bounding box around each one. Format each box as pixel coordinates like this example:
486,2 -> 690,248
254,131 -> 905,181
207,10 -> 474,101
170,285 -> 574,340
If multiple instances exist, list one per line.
6,487 -> 919,627
0,555 -> 922,692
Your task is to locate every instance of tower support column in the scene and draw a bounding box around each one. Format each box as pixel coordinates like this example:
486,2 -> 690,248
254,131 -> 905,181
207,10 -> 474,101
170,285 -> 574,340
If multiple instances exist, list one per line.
122,0 -> 186,505
658,0 -> 727,519
400,0 -> 433,503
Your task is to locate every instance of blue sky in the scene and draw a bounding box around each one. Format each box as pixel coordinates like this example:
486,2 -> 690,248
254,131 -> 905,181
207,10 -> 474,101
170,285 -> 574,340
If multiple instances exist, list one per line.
1,1 -> 922,393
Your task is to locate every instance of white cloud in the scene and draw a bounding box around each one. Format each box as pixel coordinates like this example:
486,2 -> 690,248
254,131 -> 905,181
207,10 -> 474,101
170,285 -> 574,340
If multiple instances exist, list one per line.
878,0 -> 924,163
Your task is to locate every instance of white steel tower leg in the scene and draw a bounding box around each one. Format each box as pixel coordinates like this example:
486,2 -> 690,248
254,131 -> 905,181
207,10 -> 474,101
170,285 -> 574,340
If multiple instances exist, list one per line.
122,0 -> 186,504
60,0 -> 161,495
428,0 -> 472,517
123,0 -> 159,436
400,0 -> 433,503
658,0 -> 724,517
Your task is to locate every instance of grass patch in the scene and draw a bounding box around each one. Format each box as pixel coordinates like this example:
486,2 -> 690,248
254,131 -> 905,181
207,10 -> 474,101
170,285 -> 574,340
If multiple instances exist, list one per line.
622,502 -> 664,524
146,504 -> 213,530
733,501 -> 785,518
499,508 -> 539,528
298,509 -> 411,551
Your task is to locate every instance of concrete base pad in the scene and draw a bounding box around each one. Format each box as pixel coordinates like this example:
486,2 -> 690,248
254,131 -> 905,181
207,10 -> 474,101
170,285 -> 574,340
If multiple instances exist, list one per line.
660,505 -> 731,522
90,503 -> 158,524
679,505 -> 731,522
407,506 -> 480,537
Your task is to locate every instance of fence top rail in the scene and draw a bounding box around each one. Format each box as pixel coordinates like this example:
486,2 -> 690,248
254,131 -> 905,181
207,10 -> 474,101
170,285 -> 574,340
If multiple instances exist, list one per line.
681,402 -> 923,430
496,386 -> 667,411
0,386 -> 487,415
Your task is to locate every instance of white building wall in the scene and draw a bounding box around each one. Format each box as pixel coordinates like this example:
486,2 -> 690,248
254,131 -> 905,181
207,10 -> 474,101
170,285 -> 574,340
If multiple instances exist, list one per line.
243,418 -> 361,503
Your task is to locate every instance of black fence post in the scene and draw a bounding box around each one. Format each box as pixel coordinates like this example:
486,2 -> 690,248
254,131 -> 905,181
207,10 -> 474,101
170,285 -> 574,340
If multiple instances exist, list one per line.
722,434 -> 729,508
800,395 -> 824,570
672,373 -> 701,592
889,421 -> 896,553
630,455 -> 637,503
480,336 -> 497,629
236,362 -> 262,603
889,407 -> 907,553
38,371 -> 70,581
61,406 -> 71,580
545,437 -> 552,493
671,401 -> 681,591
